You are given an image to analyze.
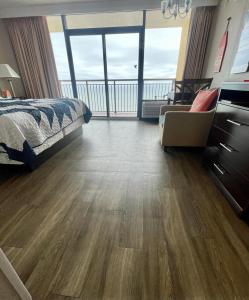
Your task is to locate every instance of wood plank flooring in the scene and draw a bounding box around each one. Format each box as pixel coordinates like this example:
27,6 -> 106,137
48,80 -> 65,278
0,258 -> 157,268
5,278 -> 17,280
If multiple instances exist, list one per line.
0,120 -> 249,300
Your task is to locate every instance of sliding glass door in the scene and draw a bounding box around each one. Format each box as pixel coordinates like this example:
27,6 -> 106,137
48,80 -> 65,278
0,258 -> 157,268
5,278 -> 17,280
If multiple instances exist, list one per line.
49,11 -> 184,118
105,33 -> 139,116
70,35 -> 107,117
63,22 -> 143,118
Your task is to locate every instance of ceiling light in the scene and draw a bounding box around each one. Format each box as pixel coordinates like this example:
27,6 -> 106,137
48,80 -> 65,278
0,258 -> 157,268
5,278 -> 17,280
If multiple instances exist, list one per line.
161,0 -> 191,19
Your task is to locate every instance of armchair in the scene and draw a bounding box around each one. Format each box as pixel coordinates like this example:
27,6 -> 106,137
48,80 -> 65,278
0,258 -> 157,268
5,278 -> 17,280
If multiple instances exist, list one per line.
159,105 -> 215,148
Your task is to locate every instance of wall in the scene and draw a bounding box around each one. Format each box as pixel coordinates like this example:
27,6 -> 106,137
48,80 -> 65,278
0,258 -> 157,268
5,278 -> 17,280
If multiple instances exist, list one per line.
176,15 -> 191,80
202,0 -> 249,88
0,20 -> 26,97
47,10 -> 189,30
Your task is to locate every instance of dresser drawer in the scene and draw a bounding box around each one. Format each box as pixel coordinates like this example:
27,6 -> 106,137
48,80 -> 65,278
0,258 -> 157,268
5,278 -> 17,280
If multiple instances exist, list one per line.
208,126 -> 249,178
205,151 -> 249,212
214,103 -> 249,139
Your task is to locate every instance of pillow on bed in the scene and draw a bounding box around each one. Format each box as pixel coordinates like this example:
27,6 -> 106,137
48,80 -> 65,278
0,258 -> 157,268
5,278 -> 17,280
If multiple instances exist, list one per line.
190,89 -> 218,112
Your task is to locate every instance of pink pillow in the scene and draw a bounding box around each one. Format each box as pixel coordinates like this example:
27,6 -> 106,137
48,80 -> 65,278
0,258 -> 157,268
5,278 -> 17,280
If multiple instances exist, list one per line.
190,89 -> 218,112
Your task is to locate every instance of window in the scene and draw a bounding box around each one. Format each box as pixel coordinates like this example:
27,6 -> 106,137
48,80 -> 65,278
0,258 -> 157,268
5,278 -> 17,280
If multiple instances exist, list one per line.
144,27 -> 182,79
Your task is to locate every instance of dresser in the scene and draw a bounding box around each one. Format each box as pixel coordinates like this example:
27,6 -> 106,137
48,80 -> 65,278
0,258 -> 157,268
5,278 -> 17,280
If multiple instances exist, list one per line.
204,82 -> 249,217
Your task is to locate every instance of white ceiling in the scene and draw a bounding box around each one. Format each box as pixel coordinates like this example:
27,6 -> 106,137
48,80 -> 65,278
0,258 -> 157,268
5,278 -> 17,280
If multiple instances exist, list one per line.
0,0 -> 219,18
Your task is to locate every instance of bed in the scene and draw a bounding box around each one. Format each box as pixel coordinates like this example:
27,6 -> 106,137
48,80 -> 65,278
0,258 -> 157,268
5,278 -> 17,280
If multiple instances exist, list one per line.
0,98 -> 92,169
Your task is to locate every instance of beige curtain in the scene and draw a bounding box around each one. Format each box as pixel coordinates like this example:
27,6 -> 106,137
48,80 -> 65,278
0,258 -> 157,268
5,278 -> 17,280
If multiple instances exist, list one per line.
183,6 -> 216,79
5,17 -> 61,98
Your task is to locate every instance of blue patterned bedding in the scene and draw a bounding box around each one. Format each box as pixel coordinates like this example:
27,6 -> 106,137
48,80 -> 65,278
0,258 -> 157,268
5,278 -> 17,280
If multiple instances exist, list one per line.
0,98 -> 92,166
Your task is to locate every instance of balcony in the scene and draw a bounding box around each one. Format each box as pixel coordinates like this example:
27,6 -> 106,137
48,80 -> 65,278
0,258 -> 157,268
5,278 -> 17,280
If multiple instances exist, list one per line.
59,79 -> 175,117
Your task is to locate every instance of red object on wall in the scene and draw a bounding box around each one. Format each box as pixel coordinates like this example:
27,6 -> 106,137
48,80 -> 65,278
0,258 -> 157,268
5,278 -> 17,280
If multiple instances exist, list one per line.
214,17 -> 231,73
214,30 -> 228,73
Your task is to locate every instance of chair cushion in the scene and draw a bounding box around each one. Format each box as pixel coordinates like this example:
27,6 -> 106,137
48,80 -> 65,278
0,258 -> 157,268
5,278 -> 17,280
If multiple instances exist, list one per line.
190,89 -> 218,112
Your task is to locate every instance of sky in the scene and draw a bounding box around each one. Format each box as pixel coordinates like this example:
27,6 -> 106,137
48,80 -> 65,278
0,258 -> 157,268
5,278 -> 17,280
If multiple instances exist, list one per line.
50,27 -> 182,81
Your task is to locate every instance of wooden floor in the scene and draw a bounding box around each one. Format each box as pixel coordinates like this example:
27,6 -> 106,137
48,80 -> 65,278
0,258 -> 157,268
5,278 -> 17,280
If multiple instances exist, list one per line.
1,120 -> 249,300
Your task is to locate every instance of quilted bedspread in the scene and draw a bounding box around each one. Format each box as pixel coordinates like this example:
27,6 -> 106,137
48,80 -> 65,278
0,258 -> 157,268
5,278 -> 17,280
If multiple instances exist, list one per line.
0,98 -> 92,166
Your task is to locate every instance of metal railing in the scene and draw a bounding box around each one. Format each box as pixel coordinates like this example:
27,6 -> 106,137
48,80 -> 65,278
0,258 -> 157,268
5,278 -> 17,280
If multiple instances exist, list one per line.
59,78 -> 175,113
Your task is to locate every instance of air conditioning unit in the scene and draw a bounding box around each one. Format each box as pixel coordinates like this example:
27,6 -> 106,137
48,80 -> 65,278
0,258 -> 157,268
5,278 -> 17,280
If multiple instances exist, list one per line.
142,100 -> 168,118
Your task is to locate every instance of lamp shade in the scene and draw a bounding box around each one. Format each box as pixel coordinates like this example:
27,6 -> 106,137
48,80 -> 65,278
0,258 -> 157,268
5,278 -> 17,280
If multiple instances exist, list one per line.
0,64 -> 20,79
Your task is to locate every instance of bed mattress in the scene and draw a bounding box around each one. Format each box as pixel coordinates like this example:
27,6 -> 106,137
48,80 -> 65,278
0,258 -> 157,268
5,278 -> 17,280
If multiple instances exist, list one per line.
0,98 -> 91,166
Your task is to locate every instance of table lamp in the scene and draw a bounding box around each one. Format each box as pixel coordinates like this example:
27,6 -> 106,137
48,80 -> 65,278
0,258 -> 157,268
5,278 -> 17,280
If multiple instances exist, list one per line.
0,64 -> 20,98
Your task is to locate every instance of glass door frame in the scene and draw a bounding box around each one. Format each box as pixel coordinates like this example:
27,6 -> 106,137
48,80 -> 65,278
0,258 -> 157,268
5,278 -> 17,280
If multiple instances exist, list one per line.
61,13 -> 146,118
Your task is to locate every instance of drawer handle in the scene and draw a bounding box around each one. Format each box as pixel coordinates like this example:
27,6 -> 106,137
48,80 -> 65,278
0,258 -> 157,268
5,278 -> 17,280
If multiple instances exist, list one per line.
213,163 -> 225,175
226,119 -> 242,126
219,142 -> 235,153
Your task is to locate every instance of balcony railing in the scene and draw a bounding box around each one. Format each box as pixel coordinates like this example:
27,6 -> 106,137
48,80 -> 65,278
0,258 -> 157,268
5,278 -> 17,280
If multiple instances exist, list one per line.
59,79 -> 175,113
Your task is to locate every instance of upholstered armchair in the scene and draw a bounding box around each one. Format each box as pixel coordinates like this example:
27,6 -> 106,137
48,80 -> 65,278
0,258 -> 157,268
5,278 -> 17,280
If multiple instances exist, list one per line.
159,105 -> 215,149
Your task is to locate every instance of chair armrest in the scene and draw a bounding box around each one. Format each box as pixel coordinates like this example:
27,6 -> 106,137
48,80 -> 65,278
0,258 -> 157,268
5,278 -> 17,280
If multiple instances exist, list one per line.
165,109 -> 214,118
165,110 -> 214,129
160,105 -> 191,115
